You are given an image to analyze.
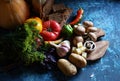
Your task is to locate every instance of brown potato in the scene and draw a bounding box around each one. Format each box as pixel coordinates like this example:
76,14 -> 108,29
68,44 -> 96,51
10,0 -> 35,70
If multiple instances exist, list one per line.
69,53 -> 87,68
57,59 -> 77,76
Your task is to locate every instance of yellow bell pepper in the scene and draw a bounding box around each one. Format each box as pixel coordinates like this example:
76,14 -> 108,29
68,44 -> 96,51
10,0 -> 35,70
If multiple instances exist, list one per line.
25,17 -> 43,33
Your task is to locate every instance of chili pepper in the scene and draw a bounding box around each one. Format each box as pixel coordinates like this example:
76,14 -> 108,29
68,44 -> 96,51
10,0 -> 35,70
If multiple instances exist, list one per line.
40,20 -> 61,41
70,8 -> 84,25
62,24 -> 73,39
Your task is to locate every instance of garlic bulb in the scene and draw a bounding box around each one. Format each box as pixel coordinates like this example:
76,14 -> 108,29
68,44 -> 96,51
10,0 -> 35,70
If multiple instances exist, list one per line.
50,40 -> 70,57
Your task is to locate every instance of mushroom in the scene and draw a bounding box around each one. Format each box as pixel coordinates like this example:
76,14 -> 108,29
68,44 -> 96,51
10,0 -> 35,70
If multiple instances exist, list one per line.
73,36 -> 84,46
74,25 -> 86,35
87,28 -> 105,41
86,41 -> 109,61
83,21 -> 94,28
84,41 -> 96,51
88,32 -> 97,42
86,27 -> 98,33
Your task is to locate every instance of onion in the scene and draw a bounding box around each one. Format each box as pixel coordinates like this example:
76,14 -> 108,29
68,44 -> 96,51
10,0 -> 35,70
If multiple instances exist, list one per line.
0,0 -> 30,29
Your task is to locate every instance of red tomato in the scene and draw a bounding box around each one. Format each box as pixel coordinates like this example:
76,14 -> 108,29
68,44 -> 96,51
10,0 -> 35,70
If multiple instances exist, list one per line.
40,20 -> 61,41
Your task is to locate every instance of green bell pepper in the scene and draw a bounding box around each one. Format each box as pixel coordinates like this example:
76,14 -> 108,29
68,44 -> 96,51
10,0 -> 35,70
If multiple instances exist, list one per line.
62,24 -> 73,39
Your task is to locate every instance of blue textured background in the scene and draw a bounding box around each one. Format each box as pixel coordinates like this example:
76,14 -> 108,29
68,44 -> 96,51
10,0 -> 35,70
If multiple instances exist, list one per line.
0,0 -> 120,81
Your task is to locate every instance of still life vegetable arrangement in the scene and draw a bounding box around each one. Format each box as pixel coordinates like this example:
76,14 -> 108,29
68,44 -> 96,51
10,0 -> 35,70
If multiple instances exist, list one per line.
0,0 -> 109,76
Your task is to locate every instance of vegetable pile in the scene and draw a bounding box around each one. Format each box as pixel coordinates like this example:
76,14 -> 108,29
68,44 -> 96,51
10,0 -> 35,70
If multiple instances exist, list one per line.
0,0 -> 109,76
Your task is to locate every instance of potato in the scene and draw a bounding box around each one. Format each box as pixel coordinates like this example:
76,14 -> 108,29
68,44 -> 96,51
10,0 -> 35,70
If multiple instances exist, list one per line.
69,53 -> 87,68
74,48 -> 82,54
57,59 -> 77,76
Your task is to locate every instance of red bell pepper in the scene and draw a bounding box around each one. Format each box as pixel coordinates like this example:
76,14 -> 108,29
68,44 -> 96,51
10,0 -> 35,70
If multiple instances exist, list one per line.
40,20 -> 61,41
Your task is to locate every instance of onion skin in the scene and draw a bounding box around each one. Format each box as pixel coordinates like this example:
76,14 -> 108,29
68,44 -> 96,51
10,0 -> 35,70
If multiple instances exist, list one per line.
0,0 -> 30,29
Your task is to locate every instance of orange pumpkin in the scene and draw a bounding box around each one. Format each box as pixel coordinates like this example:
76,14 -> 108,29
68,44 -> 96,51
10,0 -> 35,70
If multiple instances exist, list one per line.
0,0 -> 30,29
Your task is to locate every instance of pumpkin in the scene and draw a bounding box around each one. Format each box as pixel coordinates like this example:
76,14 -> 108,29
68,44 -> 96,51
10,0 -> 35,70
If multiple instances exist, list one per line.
0,0 -> 30,29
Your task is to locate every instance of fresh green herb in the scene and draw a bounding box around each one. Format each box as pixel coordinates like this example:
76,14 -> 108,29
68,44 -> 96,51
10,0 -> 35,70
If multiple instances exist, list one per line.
0,21 -> 46,65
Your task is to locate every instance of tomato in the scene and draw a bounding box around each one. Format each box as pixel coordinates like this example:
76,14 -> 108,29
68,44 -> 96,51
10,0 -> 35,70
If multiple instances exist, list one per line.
25,17 -> 43,33
40,20 -> 61,41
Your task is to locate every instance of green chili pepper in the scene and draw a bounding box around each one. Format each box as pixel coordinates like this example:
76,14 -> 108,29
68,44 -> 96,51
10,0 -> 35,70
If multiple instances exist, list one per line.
62,24 -> 73,39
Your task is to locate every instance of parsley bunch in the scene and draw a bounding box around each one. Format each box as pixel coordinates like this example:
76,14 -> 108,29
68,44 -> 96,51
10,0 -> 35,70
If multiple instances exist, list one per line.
0,21 -> 45,65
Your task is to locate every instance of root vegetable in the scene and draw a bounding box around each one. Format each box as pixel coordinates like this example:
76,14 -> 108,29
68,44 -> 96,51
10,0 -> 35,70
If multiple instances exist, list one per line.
69,53 -> 87,68
77,42 -> 83,48
50,40 -> 70,57
74,48 -> 82,54
81,52 -> 87,58
57,59 -> 77,76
